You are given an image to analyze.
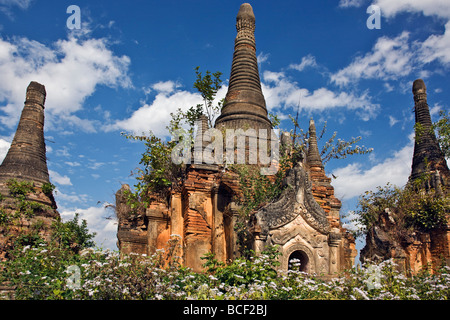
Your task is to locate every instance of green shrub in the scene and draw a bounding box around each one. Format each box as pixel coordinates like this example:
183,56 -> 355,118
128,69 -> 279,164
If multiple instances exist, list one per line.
6,179 -> 35,199
41,182 -> 56,196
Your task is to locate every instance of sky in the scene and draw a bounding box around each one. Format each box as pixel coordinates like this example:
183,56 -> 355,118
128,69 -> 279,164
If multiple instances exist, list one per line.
0,0 -> 449,256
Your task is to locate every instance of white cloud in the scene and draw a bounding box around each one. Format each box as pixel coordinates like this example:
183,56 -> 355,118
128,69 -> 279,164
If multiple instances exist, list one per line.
105,90 -> 201,136
331,32 -> 413,86
289,54 -> 317,72
49,169 -> 72,186
261,71 -> 379,120
152,80 -> 180,94
0,0 -> 32,15
332,140 -> 413,200
106,83 -> 228,137
0,35 -> 131,130
383,82 -> 394,92
374,0 -> 450,20
54,189 -> 89,205
257,52 -> 270,64
430,103 -> 442,117
0,0 -> 31,9
418,21 -> 450,66
65,161 -> 81,167
339,0 -> 365,8
87,161 -> 105,170
0,138 -> 10,163
389,115 -> 399,127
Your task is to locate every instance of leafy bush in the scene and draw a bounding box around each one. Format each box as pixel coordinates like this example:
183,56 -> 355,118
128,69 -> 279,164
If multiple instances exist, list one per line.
353,182 -> 449,238
41,182 -> 56,196
51,213 -> 96,254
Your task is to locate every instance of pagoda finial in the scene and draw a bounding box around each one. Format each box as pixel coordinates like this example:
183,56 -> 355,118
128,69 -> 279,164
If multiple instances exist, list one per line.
214,3 -> 272,132
237,3 -> 255,24
307,118 -> 324,169
413,78 -> 427,104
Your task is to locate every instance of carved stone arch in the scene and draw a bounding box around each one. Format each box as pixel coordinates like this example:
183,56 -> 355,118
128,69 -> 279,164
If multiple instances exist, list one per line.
282,243 -> 316,273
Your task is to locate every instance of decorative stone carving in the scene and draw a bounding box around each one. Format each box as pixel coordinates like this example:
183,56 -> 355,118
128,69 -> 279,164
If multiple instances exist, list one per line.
255,161 -> 330,237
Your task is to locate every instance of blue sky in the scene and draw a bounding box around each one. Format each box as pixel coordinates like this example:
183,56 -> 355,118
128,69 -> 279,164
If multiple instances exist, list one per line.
0,0 -> 449,255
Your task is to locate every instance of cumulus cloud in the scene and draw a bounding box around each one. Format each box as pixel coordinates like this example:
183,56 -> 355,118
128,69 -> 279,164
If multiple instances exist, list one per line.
257,52 -> 270,65
338,0 -> 365,8
0,34 -> 131,130
331,32 -> 413,86
54,189 -> 89,205
106,81 -> 228,137
49,169 -> 72,186
389,115 -> 399,127
418,21 -> 450,66
0,138 -> 10,163
289,54 -> 317,72
333,2 -> 450,86
332,140 -> 413,200
261,71 -> 379,120
152,80 -> 181,94
373,0 -> 450,20
106,88 -> 202,137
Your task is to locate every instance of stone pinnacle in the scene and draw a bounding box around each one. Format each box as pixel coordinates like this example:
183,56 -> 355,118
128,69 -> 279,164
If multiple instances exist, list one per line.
307,119 -> 324,169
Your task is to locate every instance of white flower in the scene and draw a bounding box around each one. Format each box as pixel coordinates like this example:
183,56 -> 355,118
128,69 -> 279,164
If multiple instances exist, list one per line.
353,287 -> 370,300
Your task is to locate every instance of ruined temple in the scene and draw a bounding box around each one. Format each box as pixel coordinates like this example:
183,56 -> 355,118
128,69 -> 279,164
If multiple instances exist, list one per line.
116,3 -> 356,275
360,79 -> 450,274
0,81 -> 59,261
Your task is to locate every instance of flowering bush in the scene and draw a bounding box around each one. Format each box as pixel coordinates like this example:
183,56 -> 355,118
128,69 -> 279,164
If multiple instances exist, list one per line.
1,239 -> 449,300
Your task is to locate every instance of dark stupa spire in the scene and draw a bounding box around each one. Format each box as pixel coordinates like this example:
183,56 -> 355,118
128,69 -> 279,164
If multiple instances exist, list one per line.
409,79 -> 449,187
214,3 -> 272,131
0,81 -> 50,185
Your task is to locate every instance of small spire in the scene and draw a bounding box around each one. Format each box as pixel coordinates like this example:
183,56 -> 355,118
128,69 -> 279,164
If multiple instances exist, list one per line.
307,118 -> 323,169
193,114 -> 210,164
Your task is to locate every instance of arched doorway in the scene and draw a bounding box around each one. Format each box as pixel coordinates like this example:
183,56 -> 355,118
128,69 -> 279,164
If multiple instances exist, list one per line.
288,250 -> 309,272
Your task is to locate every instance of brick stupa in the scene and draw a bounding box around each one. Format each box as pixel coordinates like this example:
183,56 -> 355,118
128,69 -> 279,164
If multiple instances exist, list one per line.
0,81 -> 56,208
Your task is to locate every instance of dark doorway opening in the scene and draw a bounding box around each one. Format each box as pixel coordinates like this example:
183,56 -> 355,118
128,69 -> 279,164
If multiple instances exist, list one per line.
288,250 -> 309,272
